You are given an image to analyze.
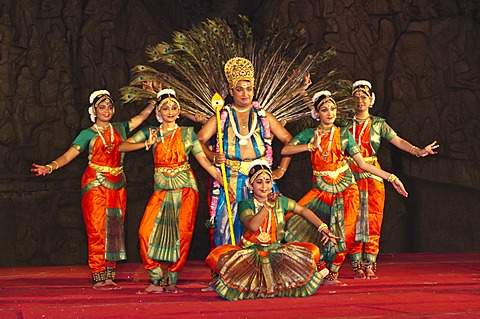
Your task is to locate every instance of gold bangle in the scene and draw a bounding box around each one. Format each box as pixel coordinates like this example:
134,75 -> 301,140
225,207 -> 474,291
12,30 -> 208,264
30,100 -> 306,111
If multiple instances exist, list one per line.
145,140 -> 150,151
409,146 -> 421,157
45,164 -> 53,174
51,160 -> 59,170
317,223 -> 328,233
307,142 -> 315,152
213,155 -> 216,164
277,166 -> 286,172
387,174 -> 398,183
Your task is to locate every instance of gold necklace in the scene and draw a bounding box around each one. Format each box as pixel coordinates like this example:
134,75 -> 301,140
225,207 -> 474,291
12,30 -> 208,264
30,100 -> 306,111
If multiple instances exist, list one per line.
253,198 -> 272,243
353,116 -> 370,146
316,126 -> 335,162
94,123 -> 114,153
231,105 -> 252,113
158,124 -> 178,152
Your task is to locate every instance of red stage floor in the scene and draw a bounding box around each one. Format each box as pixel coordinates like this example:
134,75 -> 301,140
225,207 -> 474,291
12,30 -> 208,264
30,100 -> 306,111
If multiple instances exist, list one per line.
1,252 -> 479,319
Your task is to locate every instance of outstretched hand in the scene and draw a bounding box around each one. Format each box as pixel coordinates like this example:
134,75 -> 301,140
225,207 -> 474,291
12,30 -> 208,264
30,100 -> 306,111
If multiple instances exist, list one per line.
142,81 -> 162,94
418,140 -> 439,157
31,163 -> 50,176
320,229 -> 340,245
266,192 -> 282,204
392,178 -> 408,197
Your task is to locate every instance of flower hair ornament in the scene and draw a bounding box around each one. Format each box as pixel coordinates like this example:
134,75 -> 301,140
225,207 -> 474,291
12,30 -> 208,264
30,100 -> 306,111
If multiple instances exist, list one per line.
224,57 -> 255,89
88,90 -> 113,123
352,80 -> 375,107
155,88 -> 180,123
311,90 -> 337,120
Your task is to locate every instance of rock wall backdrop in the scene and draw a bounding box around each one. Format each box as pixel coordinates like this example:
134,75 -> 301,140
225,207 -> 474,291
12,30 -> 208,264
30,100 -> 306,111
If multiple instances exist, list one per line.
1,0 -> 479,266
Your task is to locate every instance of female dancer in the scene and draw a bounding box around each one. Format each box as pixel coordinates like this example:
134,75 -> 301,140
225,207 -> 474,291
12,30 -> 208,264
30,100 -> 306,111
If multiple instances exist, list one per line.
205,161 -> 338,300
118,89 -> 232,294
348,80 -> 438,279
281,90 -> 408,286
31,89 -> 155,289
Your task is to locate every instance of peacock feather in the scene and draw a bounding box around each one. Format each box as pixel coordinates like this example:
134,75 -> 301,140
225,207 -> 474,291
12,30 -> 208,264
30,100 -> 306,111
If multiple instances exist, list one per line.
120,16 -> 351,123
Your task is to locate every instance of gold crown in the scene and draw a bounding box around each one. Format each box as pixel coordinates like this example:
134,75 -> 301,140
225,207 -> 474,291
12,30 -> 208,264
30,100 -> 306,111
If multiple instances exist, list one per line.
224,57 -> 255,88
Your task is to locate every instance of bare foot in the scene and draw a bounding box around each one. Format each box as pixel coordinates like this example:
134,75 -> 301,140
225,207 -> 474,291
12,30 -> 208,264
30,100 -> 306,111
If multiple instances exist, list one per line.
365,268 -> 378,280
354,269 -> 367,279
136,284 -> 165,294
201,284 -> 215,292
324,279 -> 347,286
201,277 -> 218,292
93,281 -> 114,290
165,284 -> 182,294
105,279 -> 121,289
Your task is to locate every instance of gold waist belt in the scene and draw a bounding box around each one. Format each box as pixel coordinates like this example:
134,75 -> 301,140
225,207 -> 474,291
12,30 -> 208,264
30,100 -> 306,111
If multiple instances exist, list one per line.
88,162 -> 123,176
313,163 -> 349,179
154,163 -> 190,174
225,158 -> 259,175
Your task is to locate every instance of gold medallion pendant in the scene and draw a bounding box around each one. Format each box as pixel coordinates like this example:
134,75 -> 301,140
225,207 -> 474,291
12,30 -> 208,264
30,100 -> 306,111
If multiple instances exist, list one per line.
256,231 -> 271,243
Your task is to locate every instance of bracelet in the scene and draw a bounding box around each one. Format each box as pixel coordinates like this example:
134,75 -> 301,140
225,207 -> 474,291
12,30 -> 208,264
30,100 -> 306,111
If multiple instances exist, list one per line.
317,223 -> 328,233
277,166 -> 286,172
264,200 -> 275,208
51,160 -> 59,170
45,164 -> 53,174
307,142 -> 315,152
145,140 -> 150,151
213,155 -> 216,164
409,146 -> 421,157
387,174 -> 398,183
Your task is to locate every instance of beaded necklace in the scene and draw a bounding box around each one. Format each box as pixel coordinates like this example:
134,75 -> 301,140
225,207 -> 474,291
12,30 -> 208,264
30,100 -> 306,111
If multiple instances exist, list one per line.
94,123 -> 114,153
